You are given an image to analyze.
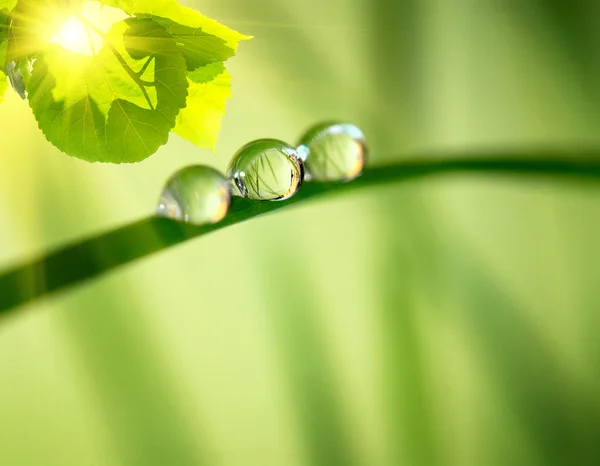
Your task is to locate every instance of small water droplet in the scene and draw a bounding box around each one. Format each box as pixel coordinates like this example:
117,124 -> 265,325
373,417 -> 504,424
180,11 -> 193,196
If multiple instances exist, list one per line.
227,139 -> 304,201
297,122 -> 367,182
156,166 -> 230,225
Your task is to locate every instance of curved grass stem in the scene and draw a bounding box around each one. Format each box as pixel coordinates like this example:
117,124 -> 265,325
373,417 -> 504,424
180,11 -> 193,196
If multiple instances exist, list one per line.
1,149 -> 600,317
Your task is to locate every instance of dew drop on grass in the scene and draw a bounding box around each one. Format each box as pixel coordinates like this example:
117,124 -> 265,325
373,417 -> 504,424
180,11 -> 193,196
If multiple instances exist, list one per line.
156,165 -> 231,225
297,122 -> 367,182
227,139 -> 304,201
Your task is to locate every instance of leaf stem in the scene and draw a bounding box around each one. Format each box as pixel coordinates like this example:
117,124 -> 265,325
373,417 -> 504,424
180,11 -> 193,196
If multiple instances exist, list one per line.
1,149 -> 600,317
137,56 -> 154,77
76,14 -> 156,110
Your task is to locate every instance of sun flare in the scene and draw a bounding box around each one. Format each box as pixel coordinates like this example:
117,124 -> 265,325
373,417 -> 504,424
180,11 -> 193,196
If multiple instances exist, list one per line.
49,16 -> 97,56
48,2 -> 128,56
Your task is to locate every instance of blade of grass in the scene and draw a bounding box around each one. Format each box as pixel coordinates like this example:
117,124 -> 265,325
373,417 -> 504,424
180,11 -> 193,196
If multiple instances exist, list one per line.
389,188 -> 600,465
369,0 -> 422,149
377,207 -> 439,466
529,0 -> 600,115
260,252 -> 358,466
1,148 -> 600,315
25,143 -> 212,466
57,283 -> 211,466
447,245 -> 600,465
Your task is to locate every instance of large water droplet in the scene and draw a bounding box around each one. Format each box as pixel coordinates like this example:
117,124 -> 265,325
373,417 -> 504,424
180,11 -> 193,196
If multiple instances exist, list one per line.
156,165 -> 230,225
227,139 -> 304,201
297,123 -> 367,181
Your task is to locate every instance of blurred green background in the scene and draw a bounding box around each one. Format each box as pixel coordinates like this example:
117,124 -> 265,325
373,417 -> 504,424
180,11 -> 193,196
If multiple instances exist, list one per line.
1,0 -> 600,465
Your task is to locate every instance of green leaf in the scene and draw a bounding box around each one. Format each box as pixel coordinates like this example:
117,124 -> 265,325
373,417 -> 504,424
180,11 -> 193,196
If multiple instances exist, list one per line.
0,40 -> 25,100
134,15 -> 235,71
188,62 -> 227,84
28,18 -> 189,163
0,9 -> 9,43
102,0 -> 251,49
0,0 -> 249,162
173,62 -> 231,150
4,0 -> 70,63
4,59 -> 26,98
0,0 -> 16,11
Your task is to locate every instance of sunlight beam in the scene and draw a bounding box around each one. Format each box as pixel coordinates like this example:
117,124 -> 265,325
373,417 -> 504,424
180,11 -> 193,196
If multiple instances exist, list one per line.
48,2 -> 128,56
49,16 -> 97,56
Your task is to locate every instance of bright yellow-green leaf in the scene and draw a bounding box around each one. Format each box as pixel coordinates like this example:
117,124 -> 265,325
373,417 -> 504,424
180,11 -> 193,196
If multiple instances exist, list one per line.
102,0 -> 251,49
42,21 -> 157,113
0,0 -> 249,163
0,0 -> 16,11
28,18 -> 189,162
133,15 -> 235,71
173,63 -> 231,151
0,9 -> 10,48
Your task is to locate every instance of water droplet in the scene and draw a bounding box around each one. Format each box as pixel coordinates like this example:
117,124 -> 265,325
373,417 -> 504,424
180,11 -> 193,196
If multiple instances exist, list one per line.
156,166 -> 230,225
297,122 -> 367,181
227,139 -> 304,201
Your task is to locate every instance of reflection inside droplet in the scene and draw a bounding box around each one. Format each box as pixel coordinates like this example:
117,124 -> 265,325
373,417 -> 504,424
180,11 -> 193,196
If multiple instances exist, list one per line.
156,165 -> 231,226
297,122 -> 367,182
227,139 -> 304,201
